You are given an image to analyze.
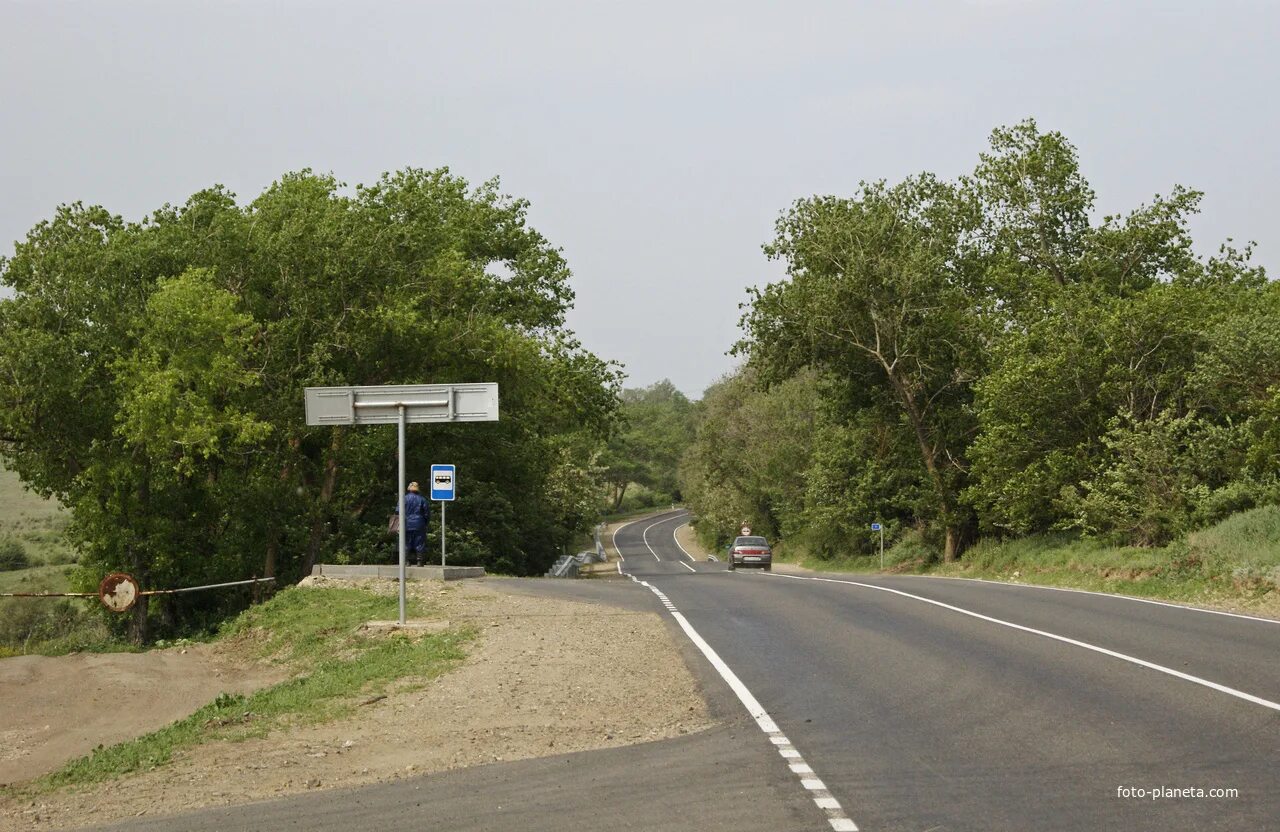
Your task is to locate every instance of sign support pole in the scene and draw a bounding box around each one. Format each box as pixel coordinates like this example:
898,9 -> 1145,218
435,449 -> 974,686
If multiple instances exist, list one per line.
303,384 -> 497,629
397,404 -> 407,625
879,526 -> 884,570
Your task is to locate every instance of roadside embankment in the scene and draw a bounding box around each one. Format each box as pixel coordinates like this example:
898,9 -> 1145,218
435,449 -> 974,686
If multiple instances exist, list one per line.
767,505 -> 1280,620
0,576 -> 711,831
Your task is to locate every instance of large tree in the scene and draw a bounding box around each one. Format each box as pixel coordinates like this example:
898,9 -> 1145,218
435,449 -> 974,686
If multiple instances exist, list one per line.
738,175 -> 985,560
0,170 -> 620,641
599,379 -> 695,510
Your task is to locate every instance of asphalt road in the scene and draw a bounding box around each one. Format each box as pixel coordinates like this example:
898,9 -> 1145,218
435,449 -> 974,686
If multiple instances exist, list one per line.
98,509 -> 1279,831
605,510 -> 1280,831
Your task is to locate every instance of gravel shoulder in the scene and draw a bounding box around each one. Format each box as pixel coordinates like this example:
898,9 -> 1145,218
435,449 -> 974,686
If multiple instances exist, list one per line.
0,575 -> 712,831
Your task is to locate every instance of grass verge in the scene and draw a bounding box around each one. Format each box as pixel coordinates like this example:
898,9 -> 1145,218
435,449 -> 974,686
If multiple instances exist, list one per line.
773,505 -> 1280,615
8,584 -> 471,795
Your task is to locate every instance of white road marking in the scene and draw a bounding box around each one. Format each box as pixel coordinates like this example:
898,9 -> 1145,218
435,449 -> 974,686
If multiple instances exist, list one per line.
765,572 -> 1280,713
671,521 -> 699,562
679,561 -> 697,573
620,567 -> 857,831
609,516 -> 649,562
899,573 -> 1280,625
640,516 -> 670,561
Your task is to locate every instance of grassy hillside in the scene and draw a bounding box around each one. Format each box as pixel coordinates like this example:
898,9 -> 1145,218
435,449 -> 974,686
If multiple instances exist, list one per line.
0,461 -> 72,566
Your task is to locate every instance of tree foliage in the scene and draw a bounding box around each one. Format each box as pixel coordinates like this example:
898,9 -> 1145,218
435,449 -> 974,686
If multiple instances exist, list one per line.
0,169 -> 621,641
686,119 -> 1278,561
599,379 -> 695,510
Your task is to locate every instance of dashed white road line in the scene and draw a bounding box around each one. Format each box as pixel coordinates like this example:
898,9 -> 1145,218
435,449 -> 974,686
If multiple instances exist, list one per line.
898,573 -> 1280,625
621,566 -> 858,831
764,572 -> 1280,714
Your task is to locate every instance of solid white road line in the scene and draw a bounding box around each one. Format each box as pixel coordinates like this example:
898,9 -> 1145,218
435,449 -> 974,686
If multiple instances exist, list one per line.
671,521 -> 699,562
898,573 -> 1280,625
765,572 -> 1280,713
620,567 -> 858,831
609,516 -> 646,562
641,516 -> 671,561
679,561 -> 697,573
610,509 -> 685,562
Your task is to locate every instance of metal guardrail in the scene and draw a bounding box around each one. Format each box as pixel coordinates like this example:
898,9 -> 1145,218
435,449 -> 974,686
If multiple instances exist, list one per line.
545,525 -> 609,577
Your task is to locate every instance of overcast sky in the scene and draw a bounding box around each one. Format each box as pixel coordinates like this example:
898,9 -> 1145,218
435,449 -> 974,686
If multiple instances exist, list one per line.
2,1 -> 1276,397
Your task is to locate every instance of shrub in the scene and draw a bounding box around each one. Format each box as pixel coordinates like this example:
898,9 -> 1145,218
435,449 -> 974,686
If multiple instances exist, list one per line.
0,538 -> 30,571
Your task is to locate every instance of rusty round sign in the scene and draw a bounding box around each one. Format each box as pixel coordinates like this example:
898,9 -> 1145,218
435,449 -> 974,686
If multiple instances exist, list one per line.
98,573 -> 140,613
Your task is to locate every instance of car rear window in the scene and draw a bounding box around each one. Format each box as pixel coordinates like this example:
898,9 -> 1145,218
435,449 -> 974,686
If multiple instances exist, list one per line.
735,536 -> 768,546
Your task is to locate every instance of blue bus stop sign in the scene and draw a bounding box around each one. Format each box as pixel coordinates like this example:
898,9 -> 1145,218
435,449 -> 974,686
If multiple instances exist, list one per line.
430,464 -> 456,501
871,523 -> 882,531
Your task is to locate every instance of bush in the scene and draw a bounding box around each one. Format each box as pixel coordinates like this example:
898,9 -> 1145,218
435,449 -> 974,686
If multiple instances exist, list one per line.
0,597 -> 116,656
1062,414 -> 1272,546
0,538 -> 30,571
883,527 -> 940,568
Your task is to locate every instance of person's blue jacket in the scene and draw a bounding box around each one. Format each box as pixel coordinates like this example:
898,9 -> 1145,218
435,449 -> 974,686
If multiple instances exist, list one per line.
397,491 -> 430,531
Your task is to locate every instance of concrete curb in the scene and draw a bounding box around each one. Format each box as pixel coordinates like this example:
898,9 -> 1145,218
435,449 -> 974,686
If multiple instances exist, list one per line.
311,564 -> 486,581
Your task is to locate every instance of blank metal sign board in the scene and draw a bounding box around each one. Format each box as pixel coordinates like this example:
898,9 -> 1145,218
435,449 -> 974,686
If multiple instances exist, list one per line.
304,384 -> 499,426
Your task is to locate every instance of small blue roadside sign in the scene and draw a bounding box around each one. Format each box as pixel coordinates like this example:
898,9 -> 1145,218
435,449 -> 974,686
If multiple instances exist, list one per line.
871,523 -> 882,531
430,464 -> 456,501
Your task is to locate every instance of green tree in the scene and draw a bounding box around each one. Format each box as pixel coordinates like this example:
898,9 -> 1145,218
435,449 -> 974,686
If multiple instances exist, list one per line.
679,368 -> 821,546
599,379 -> 695,510
739,175 -> 984,560
0,170 -> 620,641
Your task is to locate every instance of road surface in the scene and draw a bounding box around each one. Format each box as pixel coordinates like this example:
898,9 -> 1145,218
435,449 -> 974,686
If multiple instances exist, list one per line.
96,509 -> 1279,831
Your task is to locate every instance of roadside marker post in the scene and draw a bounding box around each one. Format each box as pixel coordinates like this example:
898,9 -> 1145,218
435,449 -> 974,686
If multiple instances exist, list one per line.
430,464 -> 456,566
305,384 -> 498,624
871,523 -> 883,570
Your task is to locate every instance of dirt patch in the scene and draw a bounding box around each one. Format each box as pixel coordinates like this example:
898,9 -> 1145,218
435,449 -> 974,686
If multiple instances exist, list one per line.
0,576 -> 712,830
0,645 -> 287,787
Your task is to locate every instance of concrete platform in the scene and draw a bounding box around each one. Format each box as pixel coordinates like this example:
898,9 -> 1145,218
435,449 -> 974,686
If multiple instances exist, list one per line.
362,619 -> 452,633
310,564 -> 485,581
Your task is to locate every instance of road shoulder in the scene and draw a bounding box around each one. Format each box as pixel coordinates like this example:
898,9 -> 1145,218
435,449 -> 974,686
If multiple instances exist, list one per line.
0,577 -> 712,831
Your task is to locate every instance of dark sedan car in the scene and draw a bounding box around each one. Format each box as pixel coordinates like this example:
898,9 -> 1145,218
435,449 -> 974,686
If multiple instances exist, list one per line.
726,535 -> 772,570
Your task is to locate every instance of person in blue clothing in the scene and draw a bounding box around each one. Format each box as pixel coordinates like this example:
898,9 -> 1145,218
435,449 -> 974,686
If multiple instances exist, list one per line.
395,481 -> 432,566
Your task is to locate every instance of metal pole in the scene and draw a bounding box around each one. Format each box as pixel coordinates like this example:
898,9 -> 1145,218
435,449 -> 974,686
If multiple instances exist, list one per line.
879,527 -> 884,570
441,500 -> 446,567
397,404 -> 406,625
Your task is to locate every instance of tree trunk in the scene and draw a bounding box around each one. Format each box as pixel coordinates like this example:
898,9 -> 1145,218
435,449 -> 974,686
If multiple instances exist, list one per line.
943,525 -> 959,563
301,430 -> 343,576
263,536 -> 278,580
127,467 -> 152,645
129,595 -> 150,645
885,366 -> 962,563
